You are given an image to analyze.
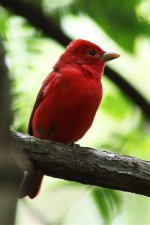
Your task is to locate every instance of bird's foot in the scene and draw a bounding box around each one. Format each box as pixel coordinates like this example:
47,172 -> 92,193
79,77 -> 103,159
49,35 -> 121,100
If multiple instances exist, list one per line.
68,142 -> 80,149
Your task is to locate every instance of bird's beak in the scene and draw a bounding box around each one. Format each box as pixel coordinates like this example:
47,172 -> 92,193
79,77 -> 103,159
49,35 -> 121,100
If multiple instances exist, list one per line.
101,52 -> 120,62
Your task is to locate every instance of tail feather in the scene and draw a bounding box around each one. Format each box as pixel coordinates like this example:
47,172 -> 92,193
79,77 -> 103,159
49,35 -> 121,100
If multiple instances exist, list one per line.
19,169 -> 43,199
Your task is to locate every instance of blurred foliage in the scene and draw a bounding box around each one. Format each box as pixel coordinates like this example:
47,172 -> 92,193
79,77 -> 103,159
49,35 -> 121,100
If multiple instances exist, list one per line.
0,0 -> 150,225
70,0 -> 150,52
43,0 -> 150,52
92,188 -> 122,225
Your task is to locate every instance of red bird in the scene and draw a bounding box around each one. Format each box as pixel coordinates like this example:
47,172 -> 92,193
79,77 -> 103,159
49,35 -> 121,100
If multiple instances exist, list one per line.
19,39 -> 119,198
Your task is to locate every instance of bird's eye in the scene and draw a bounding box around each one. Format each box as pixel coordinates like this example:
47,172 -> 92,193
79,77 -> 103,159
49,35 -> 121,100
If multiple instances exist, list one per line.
88,49 -> 97,56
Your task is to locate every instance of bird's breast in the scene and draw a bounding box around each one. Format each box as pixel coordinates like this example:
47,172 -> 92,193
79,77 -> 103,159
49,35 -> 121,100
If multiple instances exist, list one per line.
33,71 -> 102,143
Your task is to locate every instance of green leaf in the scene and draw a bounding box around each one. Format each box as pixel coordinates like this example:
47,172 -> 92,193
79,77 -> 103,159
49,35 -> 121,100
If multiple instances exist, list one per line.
92,188 -> 122,225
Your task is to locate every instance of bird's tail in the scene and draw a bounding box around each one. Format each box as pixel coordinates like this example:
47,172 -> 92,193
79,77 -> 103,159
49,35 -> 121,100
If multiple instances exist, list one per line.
19,169 -> 43,199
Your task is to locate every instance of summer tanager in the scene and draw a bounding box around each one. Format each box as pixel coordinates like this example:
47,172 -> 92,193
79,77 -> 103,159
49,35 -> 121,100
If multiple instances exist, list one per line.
19,39 -> 119,198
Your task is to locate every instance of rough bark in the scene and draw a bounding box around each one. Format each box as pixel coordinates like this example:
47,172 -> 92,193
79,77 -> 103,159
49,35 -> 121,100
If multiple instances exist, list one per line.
12,131 -> 150,198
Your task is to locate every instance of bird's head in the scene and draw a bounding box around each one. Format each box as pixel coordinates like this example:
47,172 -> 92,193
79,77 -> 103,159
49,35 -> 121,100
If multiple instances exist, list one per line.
67,39 -> 119,66
55,39 -> 120,77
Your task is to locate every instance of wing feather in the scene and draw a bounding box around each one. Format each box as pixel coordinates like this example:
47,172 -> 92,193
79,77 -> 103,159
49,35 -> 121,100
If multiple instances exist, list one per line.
28,71 -> 57,135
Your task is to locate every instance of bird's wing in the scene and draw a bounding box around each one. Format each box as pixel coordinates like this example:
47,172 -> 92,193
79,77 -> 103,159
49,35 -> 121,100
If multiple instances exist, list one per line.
28,71 -> 58,135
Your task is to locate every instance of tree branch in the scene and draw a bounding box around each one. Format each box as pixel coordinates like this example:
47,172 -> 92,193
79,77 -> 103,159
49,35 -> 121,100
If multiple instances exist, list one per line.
1,0 -> 150,119
0,0 -> 70,46
12,131 -> 150,198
